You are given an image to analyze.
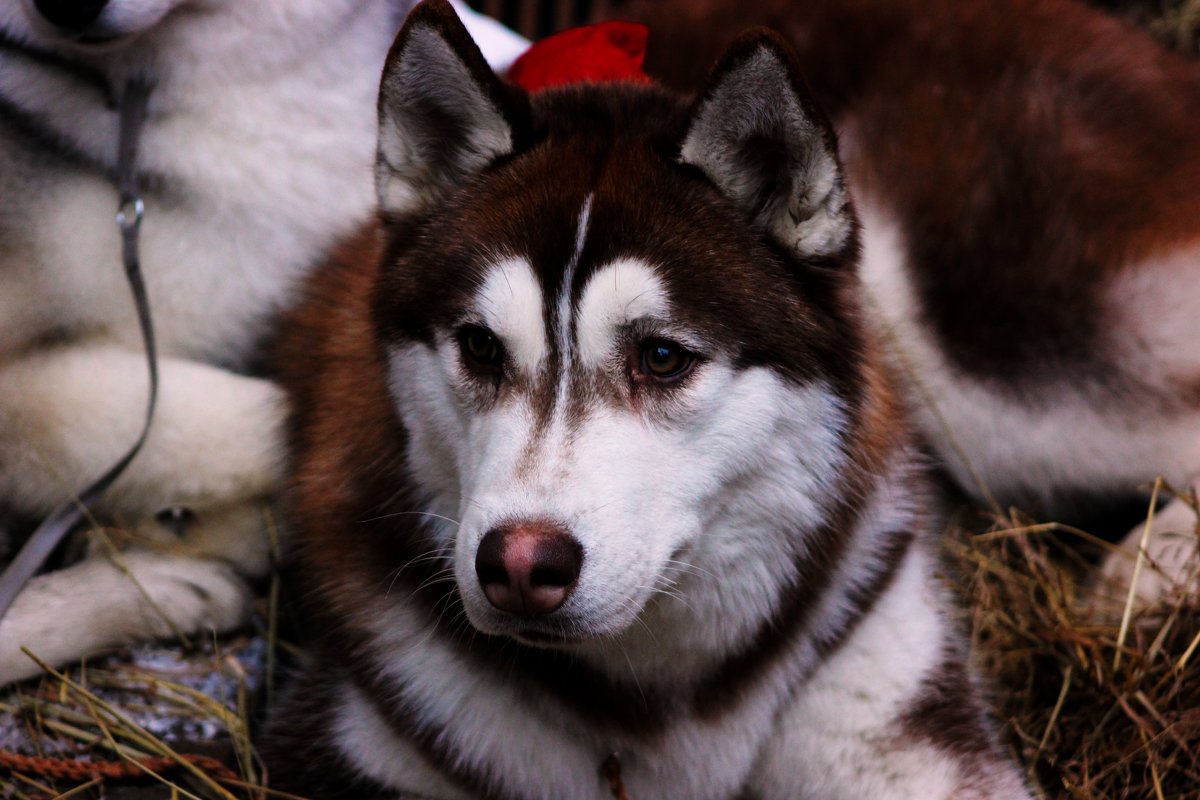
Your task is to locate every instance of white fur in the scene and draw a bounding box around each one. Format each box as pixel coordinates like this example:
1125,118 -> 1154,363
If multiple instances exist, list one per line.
751,543 -> 1029,800
332,680 -> 477,800
1106,245 -> 1200,420
474,256 -> 548,375
0,345 -> 284,515
754,547 -> 947,796
0,549 -> 254,681
553,195 -> 594,386
355,597 -> 789,800
575,258 -> 672,368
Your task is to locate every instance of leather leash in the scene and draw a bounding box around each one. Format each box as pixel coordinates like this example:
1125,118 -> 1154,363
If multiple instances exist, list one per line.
0,76 -> 159,619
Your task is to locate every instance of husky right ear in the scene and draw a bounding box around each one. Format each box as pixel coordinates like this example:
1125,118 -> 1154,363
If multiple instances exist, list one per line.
376,0 -> 528,218
680,30 -> 854,262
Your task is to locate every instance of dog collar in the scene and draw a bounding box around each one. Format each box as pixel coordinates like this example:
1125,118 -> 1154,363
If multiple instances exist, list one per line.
506,21 -> 651,91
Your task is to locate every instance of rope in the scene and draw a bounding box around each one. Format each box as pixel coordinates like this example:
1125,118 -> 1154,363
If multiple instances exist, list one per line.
0,748 -> 239,785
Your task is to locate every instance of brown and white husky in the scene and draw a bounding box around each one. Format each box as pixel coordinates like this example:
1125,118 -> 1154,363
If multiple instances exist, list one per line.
262,1 -> 1035,797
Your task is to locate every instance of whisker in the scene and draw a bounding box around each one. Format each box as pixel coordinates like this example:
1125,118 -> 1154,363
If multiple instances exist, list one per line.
662,558 -> 716,581
412,567 -> 458,597
359,510 -> 462,527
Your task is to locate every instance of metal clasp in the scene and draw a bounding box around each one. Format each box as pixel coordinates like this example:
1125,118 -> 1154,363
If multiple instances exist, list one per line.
117,196 -> 144,232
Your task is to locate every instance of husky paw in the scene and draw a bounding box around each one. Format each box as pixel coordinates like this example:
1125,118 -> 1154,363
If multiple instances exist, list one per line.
80,497 -> 276,579
117,551 -> 256,638
1094,493 -> 1200,610
0,551 -> 254,685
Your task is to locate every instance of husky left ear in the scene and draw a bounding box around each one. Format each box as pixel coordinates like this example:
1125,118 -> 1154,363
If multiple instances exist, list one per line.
681,30 -> 853,261
376,0 -> 527,219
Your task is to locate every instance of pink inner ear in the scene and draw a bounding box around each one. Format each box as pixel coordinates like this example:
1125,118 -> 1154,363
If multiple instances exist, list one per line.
506,21 -> 652,91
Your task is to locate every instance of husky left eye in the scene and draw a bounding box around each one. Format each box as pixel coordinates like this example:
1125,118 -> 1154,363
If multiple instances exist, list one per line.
640,339 -> 694,380
458,325 -> 504,369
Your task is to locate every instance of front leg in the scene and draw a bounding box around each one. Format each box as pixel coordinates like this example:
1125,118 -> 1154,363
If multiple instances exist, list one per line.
0,545 -> 256,684
0,341 -> 285,518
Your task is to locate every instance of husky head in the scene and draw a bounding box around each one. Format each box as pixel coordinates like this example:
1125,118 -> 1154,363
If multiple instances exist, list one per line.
372,0 -> 866,673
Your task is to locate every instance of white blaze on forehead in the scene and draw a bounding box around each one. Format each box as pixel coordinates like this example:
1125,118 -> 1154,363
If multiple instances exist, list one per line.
551,195 -> 594,410
473,257 -> 547,375
576,258 -> 672,368
555,195 -> 594,361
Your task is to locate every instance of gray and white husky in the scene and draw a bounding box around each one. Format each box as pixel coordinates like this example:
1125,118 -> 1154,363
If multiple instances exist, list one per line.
0,0 -> 523,684
262,2 -> 1031,797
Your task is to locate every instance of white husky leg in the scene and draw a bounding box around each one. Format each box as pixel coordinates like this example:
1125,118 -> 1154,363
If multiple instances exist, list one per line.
1096,484 -> 1200,609
0,547 -> 254,684
0,341 -> 285,517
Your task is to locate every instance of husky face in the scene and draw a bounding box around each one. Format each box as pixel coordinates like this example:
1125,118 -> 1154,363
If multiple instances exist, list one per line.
369,5 -> 863,669
381,198 -> 853,654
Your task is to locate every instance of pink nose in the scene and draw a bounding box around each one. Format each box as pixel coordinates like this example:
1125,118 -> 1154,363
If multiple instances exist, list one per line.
475,522 -> 583,616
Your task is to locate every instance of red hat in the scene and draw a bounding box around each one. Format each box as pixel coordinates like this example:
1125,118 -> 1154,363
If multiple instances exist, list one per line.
507,21 -> 651,92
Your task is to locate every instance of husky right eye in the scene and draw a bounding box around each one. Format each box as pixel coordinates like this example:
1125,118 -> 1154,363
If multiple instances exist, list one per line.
638,338 -> 695,381
458,325 -> 504,369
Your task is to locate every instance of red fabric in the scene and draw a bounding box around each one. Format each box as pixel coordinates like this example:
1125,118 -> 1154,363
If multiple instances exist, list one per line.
507,21 -> 651,91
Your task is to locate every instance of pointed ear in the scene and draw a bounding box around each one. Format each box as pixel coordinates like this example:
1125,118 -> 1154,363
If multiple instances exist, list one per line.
680,30 -> 854,261
375,0 -> 527,218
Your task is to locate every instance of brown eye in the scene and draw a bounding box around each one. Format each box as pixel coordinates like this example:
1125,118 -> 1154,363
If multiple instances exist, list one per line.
640,339 -> 693,380
459,325 -> 503,368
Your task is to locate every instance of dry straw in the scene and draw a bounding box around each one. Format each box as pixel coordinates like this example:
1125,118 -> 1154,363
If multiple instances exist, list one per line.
948,497 -> 1200,799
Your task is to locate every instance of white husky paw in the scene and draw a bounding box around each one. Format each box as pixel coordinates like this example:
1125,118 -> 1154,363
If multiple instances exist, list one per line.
1094,494 -> 1200,609
0,551 -> 254,685
117,551 -> 257,639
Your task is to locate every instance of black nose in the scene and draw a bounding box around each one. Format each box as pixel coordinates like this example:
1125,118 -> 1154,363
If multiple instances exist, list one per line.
33,0 -> 109,30
475,522 -> 583,617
